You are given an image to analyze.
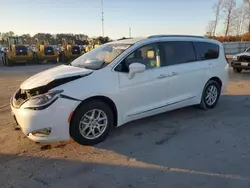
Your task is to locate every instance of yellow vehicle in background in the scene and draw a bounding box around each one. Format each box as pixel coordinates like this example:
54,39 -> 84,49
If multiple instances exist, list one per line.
59,38 -> 83,64
35,39 -> 59,64
2,36 -> 35,66
85,40 -> 101,52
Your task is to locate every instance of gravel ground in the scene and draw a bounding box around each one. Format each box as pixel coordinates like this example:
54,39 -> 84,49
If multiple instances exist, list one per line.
0,63 -> 250,188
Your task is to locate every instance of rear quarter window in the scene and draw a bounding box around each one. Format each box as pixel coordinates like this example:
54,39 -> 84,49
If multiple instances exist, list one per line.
194,42 -> 219,60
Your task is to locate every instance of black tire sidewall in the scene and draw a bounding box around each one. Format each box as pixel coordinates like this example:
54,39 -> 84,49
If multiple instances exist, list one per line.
70,100 -> 114,146
201,80 -> 221,109
233,67 -> 242,73
6,58 -> 13,67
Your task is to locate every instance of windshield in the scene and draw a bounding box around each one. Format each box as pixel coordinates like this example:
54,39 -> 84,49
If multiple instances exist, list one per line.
70,43 -> 131,70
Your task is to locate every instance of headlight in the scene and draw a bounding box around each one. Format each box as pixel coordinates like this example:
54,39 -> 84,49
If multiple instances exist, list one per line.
22,90 -> 63,110
233,55 -> 237,60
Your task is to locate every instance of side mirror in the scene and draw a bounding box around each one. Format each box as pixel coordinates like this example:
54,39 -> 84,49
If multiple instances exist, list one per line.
128,63 -> 146,79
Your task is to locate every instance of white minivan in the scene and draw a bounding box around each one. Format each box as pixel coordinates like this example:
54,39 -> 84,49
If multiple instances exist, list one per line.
10,35 -> 228,145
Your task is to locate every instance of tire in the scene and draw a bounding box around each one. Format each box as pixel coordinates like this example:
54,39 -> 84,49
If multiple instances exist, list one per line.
60,52 -> 67,64
53,57 -> 59,64
70,100 -> 114,145
6,58 -> 13,67
3,54 -> 7,66
199,80 -> 221,110
233,67 -> 242,73
33,53 -> 39,64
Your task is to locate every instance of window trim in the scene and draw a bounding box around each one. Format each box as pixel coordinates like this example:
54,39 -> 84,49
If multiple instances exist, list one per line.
113,42 -> 162,73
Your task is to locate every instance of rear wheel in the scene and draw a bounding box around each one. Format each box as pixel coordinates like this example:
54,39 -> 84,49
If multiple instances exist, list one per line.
233,67 -> 242,73
199,80 -> 221,110
70,100 -> 114,145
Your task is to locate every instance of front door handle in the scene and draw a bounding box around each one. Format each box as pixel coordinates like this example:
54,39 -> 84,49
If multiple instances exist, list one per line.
168,72 -> 178,77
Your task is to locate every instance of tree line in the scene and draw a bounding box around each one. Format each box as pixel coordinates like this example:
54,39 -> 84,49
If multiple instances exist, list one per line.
0,31 -> 113,46
206,0 -> 250,41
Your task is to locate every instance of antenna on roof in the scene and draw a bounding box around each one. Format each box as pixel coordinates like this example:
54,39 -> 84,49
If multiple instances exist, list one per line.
101,0 -> 104,37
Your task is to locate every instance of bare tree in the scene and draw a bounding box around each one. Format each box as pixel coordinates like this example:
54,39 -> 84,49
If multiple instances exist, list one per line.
212,0 -> 224,36
231,5 -> 248,36
244,0 -> 250,32
223,0 -> 236,37
206,21 -> 216,36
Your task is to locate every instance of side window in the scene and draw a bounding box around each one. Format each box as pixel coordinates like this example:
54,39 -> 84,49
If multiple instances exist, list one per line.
161,41 -> 196,67
194,42 -> 219,60
115,43 -> 160,73
246,48 -> 250,52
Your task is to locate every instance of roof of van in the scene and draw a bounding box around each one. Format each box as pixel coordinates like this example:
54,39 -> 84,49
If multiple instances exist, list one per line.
110,35 -> 219,45
110,37 -> 145,44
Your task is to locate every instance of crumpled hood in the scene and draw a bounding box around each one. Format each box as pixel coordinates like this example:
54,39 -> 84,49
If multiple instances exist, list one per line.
235,52 -> 249,57
20,65 -> 93,90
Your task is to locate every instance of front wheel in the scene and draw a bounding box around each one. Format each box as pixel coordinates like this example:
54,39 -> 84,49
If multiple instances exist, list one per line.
199,80 -> 221,110
70,100 -> 114,145
233,67 -> 242,73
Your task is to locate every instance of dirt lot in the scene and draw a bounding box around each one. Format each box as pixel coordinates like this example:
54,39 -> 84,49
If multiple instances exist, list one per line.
0,64 -> 250,188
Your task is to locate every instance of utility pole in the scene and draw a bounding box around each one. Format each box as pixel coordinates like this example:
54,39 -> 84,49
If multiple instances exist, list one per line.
101,0 -> 104,37
129,27 -> 131,38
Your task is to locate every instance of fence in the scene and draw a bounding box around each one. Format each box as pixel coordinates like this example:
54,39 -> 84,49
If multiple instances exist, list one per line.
223,42 -> 250,55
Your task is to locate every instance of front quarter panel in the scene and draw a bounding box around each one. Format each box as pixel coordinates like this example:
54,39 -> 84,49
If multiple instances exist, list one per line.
56,67 -> 121,124
61,67 -> 118,100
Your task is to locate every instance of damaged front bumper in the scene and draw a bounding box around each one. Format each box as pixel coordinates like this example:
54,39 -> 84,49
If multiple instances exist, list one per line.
231,55 -> 250,69
10,96 -> 80,143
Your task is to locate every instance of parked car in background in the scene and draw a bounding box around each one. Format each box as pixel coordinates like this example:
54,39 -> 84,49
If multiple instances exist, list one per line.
10,35 -> 228,146
231,47 -> 250,73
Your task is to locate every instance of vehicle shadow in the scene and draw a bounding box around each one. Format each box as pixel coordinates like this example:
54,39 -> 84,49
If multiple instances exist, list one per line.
95,94 -> 250,186
228,68 -> 250,82
0,149 -> 249,188
1,95 -> 250,188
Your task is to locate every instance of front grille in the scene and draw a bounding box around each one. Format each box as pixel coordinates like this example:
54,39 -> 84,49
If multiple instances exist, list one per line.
237,56 -> 250,62
44,46 -> 55,55
72,46 -> 80,55
15,46 -> 28,56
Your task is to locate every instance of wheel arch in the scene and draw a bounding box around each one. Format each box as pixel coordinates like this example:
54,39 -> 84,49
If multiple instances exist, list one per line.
72,95 -> 118,127
207,76 -> 222,88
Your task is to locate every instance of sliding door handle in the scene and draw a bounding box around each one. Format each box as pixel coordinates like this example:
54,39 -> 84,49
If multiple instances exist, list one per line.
168,72 -> 178,77
157,74 -> 168,79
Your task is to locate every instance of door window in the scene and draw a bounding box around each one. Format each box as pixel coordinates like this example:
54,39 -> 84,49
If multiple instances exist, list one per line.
115,43 -> 160,72
160,41 -> 196,66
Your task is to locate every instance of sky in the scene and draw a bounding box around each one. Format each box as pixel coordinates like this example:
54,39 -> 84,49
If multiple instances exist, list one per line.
0,0 -> 244,39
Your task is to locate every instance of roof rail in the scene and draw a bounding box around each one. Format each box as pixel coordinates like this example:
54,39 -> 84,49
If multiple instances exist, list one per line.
148,35 -> 208,39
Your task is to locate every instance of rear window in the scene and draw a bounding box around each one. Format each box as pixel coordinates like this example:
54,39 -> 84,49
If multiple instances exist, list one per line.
15,46 -> 27,51
194,42 -> 219,60
45,46 -> 53,51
